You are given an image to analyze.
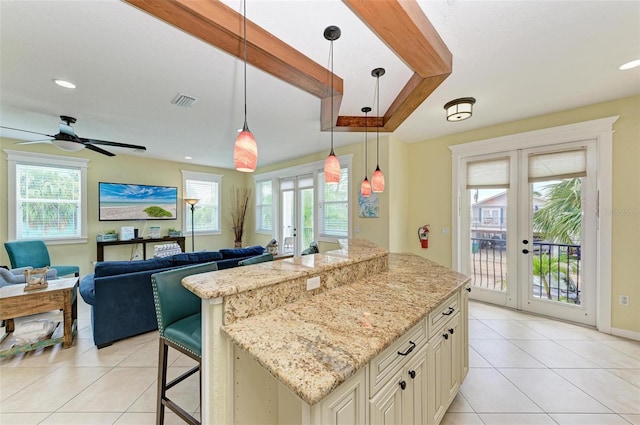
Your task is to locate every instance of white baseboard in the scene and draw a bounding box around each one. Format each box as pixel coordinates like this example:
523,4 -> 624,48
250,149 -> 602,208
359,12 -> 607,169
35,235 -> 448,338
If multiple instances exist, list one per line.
610,327 -> 640,341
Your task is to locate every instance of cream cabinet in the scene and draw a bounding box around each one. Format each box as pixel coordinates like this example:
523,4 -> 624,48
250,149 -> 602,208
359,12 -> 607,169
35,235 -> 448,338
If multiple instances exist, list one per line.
311,367 -> 367,425
369,344 -> 428,425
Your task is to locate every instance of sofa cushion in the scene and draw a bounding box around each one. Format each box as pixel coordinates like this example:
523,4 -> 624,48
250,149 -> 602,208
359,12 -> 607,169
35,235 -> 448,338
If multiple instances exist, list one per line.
219,245 -> 265,259
94,258 -> 174,278
171,251 -> 223,266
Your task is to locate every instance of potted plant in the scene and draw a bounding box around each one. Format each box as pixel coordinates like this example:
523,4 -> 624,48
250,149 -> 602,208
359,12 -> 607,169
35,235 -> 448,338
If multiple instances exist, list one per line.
97,230 -> 118,242
230,186 -> 251,247
168,227 -> 182,237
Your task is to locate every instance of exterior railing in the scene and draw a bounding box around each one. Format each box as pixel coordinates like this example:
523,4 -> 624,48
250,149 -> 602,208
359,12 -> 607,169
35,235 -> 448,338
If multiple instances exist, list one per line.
469,238 -> 582,305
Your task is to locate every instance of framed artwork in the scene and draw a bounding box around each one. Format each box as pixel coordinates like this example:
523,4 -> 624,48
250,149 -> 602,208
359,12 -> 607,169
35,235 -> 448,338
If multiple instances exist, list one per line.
358,192 -> 379,218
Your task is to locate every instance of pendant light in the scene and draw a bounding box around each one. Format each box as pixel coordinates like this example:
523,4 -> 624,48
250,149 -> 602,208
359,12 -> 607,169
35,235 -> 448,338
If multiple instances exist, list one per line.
234,0 -> 258,172
371,67 -> 385,193
323,26 -> 341,184
360,106 -> 372,197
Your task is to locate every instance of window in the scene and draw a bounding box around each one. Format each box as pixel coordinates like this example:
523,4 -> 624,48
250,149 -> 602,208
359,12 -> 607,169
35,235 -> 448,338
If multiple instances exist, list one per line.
255,179 -> 273,233
5,150 -> 88,243
253,154 -> 352,245
318,167 -> 349,238
181,171 -> 222,234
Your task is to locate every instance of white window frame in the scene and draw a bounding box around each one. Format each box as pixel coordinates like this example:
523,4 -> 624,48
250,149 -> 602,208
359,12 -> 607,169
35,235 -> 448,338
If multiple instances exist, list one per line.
5,149 -> 89,244
181,170 -> 222,235
254,179 -> 273,234
253,154 -> 352,243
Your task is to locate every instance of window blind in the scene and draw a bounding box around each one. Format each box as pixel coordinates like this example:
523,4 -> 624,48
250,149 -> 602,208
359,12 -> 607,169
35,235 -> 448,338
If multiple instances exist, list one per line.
466,157 -> 510,189
528,148 -> 587,182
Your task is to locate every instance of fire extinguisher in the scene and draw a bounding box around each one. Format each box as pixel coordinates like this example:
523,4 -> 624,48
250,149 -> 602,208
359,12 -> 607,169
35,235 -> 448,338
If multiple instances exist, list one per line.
418,225 -> 430,249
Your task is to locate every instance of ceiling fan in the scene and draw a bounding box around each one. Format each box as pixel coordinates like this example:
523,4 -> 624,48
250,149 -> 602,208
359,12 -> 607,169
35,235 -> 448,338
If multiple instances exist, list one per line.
0,115 -> 146,157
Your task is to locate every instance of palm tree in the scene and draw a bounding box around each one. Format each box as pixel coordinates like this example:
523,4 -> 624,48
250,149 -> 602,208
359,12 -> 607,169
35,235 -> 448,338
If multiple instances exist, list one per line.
533,178 -> 581,244
532,253 -> 577,300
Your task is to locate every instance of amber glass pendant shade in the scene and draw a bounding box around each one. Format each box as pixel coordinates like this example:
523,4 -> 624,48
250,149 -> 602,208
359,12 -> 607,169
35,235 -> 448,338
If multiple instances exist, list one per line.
234,126 -> 257,172
371,166 -> 385,193
324,151 -> 341,183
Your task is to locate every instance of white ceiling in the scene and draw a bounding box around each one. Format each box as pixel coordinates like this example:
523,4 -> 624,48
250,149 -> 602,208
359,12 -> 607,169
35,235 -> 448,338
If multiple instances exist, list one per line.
1,0 -> 639,169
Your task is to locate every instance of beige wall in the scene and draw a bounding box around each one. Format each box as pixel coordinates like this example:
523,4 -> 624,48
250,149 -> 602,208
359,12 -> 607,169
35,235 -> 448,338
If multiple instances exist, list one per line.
405,95 -> 640,334
0,142 -> 251,275
2,95 -> 638,334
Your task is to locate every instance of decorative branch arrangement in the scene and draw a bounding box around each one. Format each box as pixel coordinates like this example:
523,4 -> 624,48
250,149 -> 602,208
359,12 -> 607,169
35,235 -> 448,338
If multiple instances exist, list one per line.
230,186 -> 251,247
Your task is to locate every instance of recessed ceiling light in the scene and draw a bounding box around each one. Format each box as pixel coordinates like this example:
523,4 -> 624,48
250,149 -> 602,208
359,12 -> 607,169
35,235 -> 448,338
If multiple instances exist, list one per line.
53,79 -> 76,89
619,59 -> 640,71
185,156 -> 193,160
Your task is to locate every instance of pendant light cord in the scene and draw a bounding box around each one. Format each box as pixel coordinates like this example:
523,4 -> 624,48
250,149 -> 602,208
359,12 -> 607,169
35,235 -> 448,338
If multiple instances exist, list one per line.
364,109 -> 368,174
330,40 -> 334,154
376,74 -> 380,167
243,0 -> 248,129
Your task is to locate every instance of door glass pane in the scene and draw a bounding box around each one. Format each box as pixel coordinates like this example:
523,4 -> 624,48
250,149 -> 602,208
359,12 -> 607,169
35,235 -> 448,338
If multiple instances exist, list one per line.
530,178 -> 582,305
281,189 -> 294,254
300,187 -> 314,250
469,188 -> 508,291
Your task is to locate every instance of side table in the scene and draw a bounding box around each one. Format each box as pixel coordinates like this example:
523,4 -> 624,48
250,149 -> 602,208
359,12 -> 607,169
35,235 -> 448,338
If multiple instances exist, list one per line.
0,277 -> 78,357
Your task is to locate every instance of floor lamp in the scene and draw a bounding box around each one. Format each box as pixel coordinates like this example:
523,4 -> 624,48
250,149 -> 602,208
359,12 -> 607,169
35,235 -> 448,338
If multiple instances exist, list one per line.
184,198 -> 199,252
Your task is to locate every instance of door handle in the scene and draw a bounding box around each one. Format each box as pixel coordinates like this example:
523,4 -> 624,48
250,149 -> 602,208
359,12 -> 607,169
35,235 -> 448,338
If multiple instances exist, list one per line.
522,249 -> 530,254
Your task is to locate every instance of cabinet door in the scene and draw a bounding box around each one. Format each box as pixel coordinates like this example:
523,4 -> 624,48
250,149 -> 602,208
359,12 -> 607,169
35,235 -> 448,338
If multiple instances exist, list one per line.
427,330 -> 447,425
444,313 -> 462,404
370,370 -> 404,425
313,368 -> 367,425
461,286 -> 470,379
403,346 -> 428,425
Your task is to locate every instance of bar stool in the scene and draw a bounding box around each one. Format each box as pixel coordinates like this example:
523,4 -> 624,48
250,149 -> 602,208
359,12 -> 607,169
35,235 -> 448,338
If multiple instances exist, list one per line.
151,261 -> 218,425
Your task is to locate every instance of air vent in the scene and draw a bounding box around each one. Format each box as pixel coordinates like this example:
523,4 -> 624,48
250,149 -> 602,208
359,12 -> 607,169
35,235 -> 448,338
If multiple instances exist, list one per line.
171,93 -> 198,108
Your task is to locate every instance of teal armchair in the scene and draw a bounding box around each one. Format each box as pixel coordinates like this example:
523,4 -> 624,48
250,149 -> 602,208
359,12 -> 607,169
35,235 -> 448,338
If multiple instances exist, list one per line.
4,240 -> 79,277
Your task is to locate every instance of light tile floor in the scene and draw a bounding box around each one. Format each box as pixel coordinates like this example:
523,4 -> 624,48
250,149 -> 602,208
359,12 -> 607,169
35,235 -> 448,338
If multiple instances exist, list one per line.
1,298 -> 638,425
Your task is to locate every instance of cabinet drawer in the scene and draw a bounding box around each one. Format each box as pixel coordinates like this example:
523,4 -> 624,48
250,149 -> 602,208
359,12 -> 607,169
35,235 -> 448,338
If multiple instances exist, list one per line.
369,320 -> 426,396
427,293 -> 459,338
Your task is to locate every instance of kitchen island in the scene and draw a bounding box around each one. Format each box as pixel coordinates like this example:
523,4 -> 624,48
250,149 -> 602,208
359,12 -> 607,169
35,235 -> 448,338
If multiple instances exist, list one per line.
182,240 -> 470,425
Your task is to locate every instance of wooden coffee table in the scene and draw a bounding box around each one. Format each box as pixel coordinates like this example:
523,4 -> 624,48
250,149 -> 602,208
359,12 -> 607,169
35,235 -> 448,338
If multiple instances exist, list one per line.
0,277 -> 78,357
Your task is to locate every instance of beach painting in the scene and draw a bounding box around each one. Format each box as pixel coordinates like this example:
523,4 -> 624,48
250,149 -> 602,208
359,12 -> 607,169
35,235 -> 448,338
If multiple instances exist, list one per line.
99,182 -> 178,221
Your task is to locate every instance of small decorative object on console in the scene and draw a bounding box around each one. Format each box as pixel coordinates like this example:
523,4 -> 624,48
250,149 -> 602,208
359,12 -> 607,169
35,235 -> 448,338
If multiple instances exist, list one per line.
23,266 -> 49,291
149,226 -> 161,239
120,226 -> 135,241
265,239 -> 279,255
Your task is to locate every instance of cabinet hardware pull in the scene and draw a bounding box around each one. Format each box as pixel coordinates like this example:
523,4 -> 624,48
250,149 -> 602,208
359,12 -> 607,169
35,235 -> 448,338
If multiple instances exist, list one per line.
399,380 -> 407,390
466,287 -> 471,293
443,333 -> 449,340
449,328 -> 455,335
442,306 -> 455,316
408,370 -> 416,379
397,340 -> 416,356
522,249 -> 530,254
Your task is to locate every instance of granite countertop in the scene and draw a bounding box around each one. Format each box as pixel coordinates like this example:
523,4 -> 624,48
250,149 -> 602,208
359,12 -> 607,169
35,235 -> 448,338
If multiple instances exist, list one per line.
221,253 -> 470,405
182,238 -> 388,299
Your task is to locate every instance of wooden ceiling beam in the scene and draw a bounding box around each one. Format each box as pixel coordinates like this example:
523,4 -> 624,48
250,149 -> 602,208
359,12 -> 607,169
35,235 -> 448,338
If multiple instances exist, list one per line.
123,0 -> 451,134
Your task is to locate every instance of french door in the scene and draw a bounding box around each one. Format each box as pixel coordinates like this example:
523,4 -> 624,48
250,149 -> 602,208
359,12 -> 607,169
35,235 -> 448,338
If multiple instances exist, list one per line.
460,141 -> 597,325
280,175 -> 314,256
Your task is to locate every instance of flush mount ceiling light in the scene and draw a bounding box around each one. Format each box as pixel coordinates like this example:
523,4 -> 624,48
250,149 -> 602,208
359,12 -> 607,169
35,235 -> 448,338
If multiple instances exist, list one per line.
53,79 -> 76,89
444,97 -> 476,122
233,0 -> 257,173
619,59 -> 640,70
323,25 -> 341,184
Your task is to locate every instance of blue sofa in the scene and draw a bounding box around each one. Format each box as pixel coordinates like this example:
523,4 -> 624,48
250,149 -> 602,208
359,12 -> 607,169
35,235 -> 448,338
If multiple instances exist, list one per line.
79,246 -> 265,348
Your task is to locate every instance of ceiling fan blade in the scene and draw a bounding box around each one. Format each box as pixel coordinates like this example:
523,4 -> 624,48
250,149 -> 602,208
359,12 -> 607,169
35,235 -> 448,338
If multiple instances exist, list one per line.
17,139 -> 53,145
82,138 -> 147,152
0,126 -> 56,138
84,143 -> 115,157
